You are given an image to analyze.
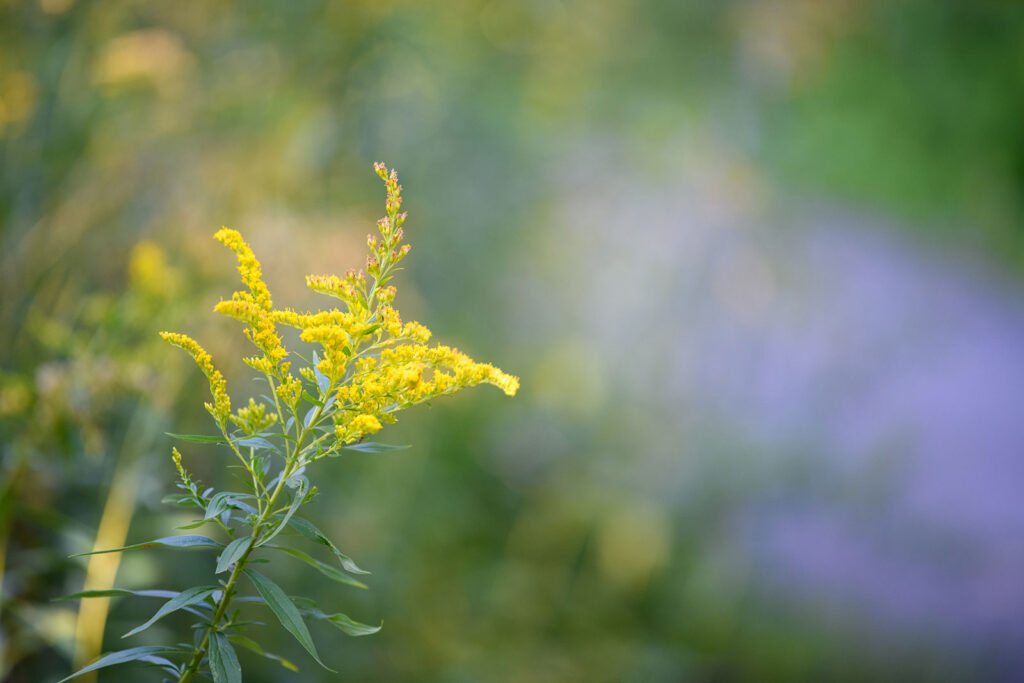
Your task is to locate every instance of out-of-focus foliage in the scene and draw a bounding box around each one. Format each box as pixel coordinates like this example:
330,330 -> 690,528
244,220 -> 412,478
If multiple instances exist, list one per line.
2,0 -> 1023,681
757,2 -> 1024,259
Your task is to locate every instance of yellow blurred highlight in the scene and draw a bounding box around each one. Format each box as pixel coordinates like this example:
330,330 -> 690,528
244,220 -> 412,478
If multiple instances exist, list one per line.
39,0 -> 75,14
93,30 -> 193,94
0,71 -> 38,133
72,461 -> 141,680
597,503 -> 672,589
129,240 -> 181,299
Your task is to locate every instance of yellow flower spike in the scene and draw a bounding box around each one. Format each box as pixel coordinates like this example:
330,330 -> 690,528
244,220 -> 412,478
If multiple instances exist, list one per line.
171,447 -> 186,479
305,274 -> 362,308
213,228 -> 273,311
213,229 -> 289,373
159,331 -> 231,424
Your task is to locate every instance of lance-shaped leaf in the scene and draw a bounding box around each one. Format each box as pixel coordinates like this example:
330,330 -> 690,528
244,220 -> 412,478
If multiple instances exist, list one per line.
342,441 -> 410,454
257,476 -> 307,548
245,569 -> 334,671
225,495 -> 259,516
302,607 -> 382,637
122,586 -> 218,638
229,634 -> 298,672
208,632 -> 242,683
58,645 -> 190,682
163,493 -> 202,508
58,588 -> 179,601
266,545 -> 367,589
165,432 -> 227,443
216,536 -> 253,574
177,519 -> 213,530
325,612 -> 382,636
204,492 -> 235,520
283,516 -> 369,575
236,436 -> 275,450
71,536 -> 222,557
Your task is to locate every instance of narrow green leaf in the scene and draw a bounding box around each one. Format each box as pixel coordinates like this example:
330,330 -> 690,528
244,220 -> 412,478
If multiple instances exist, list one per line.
257,477 -> 307,548
236,436 -> 274,449
342,442 -> 410,454
325,612 -> 382,637
122,586 -> 218,638
57,646 -> 189,682
71,536 -> 222,557
204,491 -> 234,520
266,545 -> 367,589
162,493 -> 201,507
216,536 -> 252,574
165,432 -> 226,444
245,569 -> 334,671
58,588 -> 178,601
176,518 -> 215,530
299,604 -> 382,636
229,634 -> 298,672
139,655 -> 178,673
285,516 -> 370,575
301,390 -> 324,407
208,632 -> 242,683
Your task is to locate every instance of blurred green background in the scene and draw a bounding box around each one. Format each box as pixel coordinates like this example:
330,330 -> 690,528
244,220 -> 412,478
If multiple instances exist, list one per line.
3,1 -> 1024,681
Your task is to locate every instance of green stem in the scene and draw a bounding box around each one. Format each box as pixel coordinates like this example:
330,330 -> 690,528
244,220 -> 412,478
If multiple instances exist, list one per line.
176,382 -> 333,682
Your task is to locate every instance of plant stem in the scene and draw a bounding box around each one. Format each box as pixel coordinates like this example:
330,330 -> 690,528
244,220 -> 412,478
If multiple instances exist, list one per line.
176,382 -> 332,682
177,467 -> 292,682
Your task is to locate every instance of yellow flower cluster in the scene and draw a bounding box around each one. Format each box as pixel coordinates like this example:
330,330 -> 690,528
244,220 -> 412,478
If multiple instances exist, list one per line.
305,273 -> 365,311
335,343 -> 517,431
231,397 -> 278,435
161,162 -> 517,453
335,413 -> 383,444
129,240 -> 180,298
213,228 -> 289,372
158,331 -> 231,424
213,228 -> 272,310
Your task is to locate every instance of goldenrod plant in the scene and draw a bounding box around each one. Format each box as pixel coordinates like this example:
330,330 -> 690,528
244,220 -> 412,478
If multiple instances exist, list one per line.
60,163 -> 518,682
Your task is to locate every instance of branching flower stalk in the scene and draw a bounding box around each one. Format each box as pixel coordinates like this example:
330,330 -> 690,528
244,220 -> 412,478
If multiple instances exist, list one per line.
62,163 -> 518,682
